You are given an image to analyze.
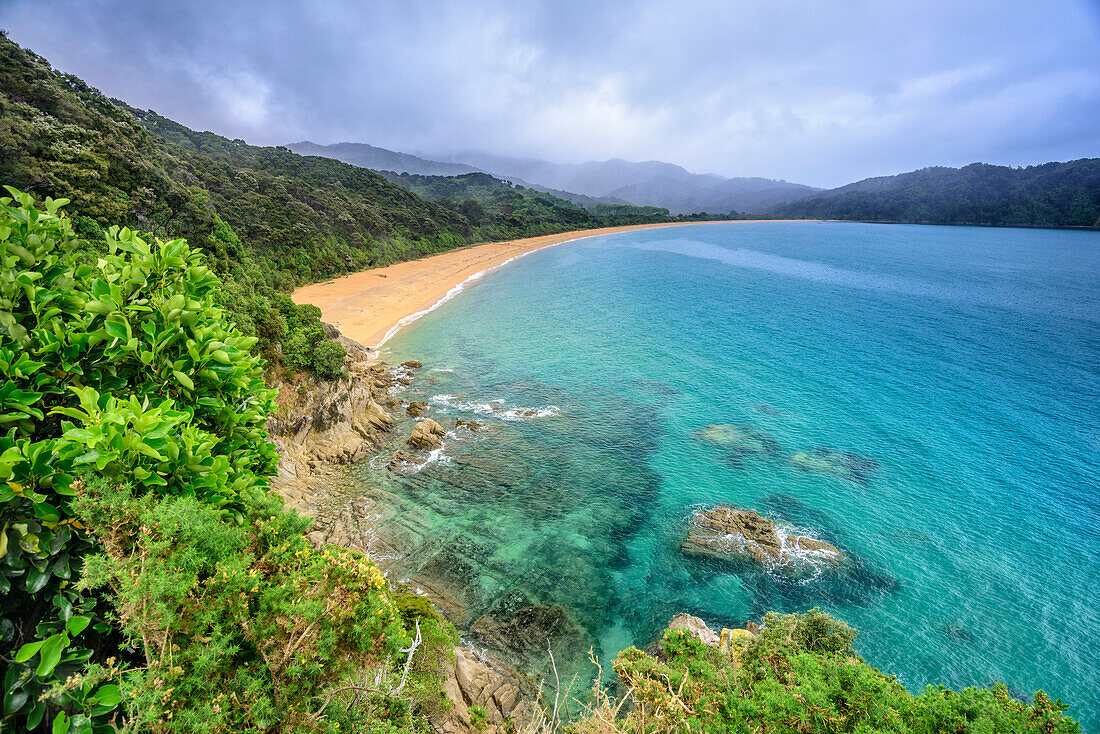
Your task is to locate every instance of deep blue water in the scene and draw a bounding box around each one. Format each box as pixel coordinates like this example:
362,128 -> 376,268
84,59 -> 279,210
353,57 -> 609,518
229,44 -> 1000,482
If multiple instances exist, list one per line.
375,222 -> 1099,727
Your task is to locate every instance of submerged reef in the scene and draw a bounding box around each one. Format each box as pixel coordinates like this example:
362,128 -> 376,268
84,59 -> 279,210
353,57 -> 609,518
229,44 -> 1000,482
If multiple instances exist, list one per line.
695,423 -> 781,464
790,446 -> 880,483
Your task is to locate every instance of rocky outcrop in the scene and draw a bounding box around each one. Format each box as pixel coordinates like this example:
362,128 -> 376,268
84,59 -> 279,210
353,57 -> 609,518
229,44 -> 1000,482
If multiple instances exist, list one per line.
406,401 -> 429,417
388,450 -> 427,473
682,505 -> 843,569
408,419 -> 447,450
668,613 -> 719,647
440,647 -> 539,734
268,334 -> 397,487
664,614 -> 757,659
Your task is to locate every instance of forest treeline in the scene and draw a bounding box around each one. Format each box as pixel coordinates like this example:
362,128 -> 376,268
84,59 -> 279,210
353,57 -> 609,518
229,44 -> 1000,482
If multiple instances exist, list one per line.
769,160 -> 1100,227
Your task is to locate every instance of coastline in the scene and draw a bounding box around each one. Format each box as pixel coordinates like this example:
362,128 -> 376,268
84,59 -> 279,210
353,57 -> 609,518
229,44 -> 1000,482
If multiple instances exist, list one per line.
292,220 -> 775,348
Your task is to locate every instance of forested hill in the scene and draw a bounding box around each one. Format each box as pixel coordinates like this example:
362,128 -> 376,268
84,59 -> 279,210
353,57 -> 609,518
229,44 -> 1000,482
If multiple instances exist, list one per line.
769,160 -> 1100,227
377,170 -> 676,241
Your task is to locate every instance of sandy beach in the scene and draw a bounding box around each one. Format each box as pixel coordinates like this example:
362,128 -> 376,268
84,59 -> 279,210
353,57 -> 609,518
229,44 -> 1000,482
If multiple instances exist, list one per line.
293,221 -> 736,348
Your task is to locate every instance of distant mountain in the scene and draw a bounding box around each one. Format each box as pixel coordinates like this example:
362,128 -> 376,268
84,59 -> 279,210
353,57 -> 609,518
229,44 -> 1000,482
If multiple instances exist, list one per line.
429,152 -> 820,214
769,160 -> 1100,228
287,141 -> 482,177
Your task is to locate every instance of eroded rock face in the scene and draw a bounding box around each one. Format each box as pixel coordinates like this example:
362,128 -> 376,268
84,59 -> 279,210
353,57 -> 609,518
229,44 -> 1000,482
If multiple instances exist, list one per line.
268,334 -> 397,485
408,419 -> 447,450
406,401 -> 429,417
681,505 -> 843,569
439,647 -> 540,734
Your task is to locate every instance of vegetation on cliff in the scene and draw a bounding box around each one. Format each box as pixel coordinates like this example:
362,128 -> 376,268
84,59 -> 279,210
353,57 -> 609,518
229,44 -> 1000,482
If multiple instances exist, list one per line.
573,609 -> 1079,733
0,190 -> 455,732
769,160 -> 1100,228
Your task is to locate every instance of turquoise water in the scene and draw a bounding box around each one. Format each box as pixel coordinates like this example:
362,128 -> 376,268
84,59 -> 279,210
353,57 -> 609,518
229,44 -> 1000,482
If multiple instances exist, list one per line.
373,222 -> 1098,726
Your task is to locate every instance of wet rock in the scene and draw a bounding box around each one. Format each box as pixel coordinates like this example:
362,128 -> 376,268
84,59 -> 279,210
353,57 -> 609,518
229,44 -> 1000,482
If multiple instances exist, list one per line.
406,401 -> 429,417
387,450 -> 427,473
695,424 -> 781,461
408,419 -> 446,450
454,418 -> 489,432
790,447 -> 879,483
681,505 -> 844,569
403,360 -> 423,369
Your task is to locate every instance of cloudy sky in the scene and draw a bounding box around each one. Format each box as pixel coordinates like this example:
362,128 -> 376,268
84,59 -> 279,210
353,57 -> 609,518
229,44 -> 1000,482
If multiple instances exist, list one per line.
4,0 -> 1098,187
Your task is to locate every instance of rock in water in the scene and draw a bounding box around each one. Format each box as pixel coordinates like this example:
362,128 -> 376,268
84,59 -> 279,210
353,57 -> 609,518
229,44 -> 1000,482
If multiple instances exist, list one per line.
402,360 -> 422,369
387,449 -> 427,473
681,505 -> 843,569
406,401 -> 429,417
408,419 -> 446,450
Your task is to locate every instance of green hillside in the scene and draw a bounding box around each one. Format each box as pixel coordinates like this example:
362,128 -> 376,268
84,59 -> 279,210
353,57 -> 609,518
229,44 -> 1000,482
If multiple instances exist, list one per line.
770,160 -> 1100,227
377,170 -> 676,240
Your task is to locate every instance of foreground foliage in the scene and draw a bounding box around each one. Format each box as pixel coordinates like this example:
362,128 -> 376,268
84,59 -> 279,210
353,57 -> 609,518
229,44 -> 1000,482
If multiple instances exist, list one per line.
0,190 -> 453,732
572,609 -> 1080,734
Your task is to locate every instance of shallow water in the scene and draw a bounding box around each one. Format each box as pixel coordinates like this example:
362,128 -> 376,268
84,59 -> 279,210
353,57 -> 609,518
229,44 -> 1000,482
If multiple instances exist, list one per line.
357,222 -> 1098,726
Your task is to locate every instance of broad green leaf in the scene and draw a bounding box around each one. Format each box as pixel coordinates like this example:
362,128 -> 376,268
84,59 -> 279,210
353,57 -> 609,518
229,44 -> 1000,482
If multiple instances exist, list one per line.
14,638 -> 45,663
35,633 -> 66,677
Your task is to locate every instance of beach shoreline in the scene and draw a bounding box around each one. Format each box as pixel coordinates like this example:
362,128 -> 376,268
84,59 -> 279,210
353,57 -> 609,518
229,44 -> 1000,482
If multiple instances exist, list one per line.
292,220 -> 802,348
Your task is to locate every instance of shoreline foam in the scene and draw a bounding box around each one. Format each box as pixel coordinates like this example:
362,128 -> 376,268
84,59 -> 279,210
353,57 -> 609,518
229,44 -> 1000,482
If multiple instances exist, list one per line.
293,220 -> 806,348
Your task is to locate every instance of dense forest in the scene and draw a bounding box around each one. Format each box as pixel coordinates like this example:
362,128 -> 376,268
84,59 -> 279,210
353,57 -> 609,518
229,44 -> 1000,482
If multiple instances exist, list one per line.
0,34 -> 681,377
770,160 -> 1100,227
376,170 -> 692,241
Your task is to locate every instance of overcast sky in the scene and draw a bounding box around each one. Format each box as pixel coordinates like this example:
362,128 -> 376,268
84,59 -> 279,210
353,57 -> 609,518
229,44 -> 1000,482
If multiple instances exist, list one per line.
4,0 -> 1098,187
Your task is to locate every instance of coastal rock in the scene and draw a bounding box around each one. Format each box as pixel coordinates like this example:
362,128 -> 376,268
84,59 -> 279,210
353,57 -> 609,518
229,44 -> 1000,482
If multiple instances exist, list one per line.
408,419 -> 447,450
790,447 -> 879,483
453,418 -> 490,432
668,613 -> 720,647
695,424 -> 780,463
681,505 -> 844,569
439,647 -> 540,734
406,401 -> 429,417
388,449 -> 428,473
267,334 -> 398,485
403,360 -> 423,369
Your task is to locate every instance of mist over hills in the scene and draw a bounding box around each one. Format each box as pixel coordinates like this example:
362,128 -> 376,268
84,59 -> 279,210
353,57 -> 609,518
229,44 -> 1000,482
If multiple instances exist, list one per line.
289,142 -> 821,214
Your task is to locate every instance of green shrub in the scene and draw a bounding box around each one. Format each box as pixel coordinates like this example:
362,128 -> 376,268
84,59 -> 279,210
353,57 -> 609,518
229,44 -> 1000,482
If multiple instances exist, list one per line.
596,610 -> 1080,734
0,189 -> 420,733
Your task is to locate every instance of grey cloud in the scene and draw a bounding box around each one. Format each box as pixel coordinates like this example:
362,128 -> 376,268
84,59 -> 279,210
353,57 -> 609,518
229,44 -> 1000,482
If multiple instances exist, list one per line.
3,0 -> 1098,187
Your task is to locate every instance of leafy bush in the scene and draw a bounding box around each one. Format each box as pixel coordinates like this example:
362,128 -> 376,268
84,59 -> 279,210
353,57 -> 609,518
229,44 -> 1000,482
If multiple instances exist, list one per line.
0,189 -> 433,732
590,609 -> 1080,734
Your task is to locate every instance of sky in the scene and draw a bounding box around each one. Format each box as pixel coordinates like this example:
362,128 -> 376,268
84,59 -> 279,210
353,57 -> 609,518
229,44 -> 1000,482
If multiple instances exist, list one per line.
3,0 -> 1099,188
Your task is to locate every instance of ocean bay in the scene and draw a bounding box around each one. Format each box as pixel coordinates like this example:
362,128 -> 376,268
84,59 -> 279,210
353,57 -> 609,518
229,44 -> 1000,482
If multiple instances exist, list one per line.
324,221 -> 1098,727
